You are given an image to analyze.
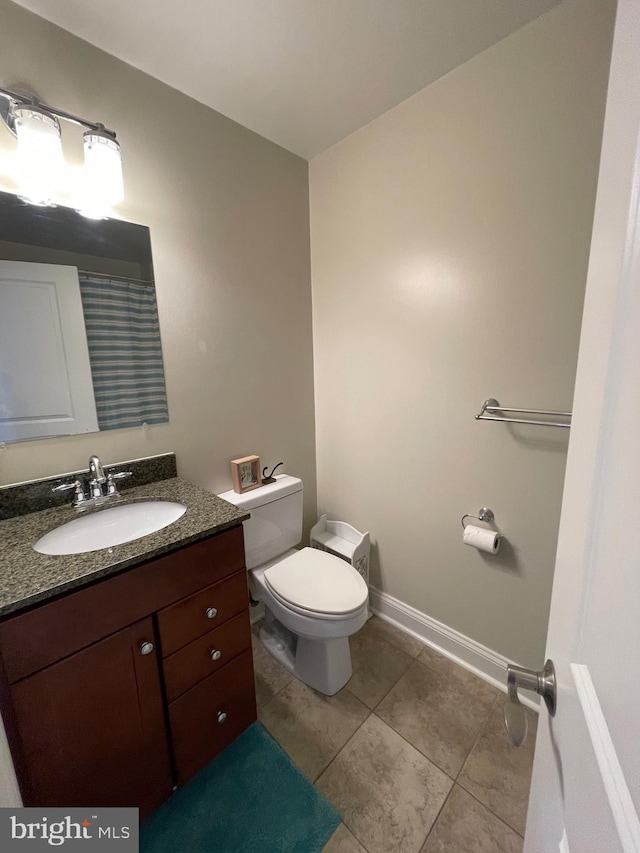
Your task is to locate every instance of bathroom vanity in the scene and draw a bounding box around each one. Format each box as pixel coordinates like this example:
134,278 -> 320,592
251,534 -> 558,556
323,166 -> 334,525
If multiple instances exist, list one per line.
0,462 -> 255,817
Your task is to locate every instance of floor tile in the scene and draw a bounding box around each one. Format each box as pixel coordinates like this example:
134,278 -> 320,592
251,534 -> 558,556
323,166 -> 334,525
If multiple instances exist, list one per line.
458,698 -> 537,835
251,631 -> 294,709
323,823 -> 368,852
361,615 -> 425,657
376,659 -> 498,778
258,677 -> 369,781
316,714 -> 452,853
420,784 -> 523,853
347,626 -> 415,709
417,643 -> 463,675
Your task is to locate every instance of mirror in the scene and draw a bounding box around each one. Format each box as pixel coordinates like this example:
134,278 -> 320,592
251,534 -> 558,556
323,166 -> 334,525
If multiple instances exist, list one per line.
0,191 -> 168,443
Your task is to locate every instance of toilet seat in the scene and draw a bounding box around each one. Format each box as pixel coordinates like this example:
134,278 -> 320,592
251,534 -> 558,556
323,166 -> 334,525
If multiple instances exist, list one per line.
265,584 -> 367,621
263,547 -> 368,617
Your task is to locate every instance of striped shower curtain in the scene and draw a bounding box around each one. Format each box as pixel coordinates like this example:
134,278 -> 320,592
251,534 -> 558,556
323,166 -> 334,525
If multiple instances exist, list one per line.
79,276 -> 169,430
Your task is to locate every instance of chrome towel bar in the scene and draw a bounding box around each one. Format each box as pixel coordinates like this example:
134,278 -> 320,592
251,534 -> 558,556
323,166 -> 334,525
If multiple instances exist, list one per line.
475,398 -> 571,429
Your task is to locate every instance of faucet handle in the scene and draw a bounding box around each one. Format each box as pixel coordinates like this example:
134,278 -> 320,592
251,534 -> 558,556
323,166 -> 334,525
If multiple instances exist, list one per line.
52,479 -> 86,505
106,471 -> 132,495
52,480 -> 79,493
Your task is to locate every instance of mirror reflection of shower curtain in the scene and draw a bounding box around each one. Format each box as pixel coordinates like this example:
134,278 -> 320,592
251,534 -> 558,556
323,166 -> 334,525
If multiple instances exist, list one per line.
79,276 -> 169,430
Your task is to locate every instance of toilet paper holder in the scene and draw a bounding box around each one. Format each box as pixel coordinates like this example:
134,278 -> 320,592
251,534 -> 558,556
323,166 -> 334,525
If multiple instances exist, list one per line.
461,507 -> 495,529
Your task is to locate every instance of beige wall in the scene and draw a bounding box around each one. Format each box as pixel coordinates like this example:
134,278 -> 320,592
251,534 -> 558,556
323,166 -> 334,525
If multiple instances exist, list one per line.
309,0 -> 615,667
0,0 -> 615,671
0,1 -> 317,528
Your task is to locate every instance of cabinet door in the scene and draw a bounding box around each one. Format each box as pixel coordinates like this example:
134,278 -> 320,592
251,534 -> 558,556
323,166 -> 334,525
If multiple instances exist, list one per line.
10,617 -> 172,817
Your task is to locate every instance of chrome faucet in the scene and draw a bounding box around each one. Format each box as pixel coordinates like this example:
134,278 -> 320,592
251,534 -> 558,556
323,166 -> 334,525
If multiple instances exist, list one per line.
52,455 -> 132,510
88,455 -> 107,498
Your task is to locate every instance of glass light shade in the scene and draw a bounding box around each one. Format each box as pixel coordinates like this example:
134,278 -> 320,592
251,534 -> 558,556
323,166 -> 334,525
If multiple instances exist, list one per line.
81,130 -> 124,218
13,106 -> 64,206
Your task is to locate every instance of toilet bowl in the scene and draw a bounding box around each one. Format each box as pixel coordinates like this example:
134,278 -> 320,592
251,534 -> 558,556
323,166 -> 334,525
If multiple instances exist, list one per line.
218,476 -> 368,695
253,548 -> 368,694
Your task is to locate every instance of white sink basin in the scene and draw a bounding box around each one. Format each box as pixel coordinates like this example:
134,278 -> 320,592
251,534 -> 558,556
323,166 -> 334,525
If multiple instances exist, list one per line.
34,501 -> 187,555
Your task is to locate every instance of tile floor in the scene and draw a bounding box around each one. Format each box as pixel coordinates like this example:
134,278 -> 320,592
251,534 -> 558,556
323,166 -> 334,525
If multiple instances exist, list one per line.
252,615 -> 538,853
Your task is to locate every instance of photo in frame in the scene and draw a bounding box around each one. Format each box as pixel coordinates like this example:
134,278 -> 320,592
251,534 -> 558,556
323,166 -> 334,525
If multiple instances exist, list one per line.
230,455 -> 262,494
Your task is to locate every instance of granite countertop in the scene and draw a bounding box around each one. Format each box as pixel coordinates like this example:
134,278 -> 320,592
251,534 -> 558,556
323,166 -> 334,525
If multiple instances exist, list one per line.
0,477 -> 249,619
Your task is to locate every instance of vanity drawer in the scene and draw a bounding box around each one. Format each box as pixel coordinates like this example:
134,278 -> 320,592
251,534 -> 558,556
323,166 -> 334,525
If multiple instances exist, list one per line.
163,611 -> 251,701
157,570 -> 249,657
169,648 -> 256,786
0,526 -> 245,684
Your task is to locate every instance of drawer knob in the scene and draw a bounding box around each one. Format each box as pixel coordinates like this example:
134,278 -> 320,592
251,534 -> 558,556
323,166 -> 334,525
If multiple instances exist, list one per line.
210,649 -> 222,661
140,641 -> 154,656
217,711 -> 227,724
206,607 -> 218,620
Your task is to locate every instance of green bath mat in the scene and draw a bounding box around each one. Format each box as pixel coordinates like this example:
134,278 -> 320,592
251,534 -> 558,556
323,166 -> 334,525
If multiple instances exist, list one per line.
140,722 -> 341,853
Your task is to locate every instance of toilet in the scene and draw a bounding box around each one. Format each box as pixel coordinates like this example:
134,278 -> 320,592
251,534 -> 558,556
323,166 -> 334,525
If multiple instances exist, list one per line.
218,475 -> 369,695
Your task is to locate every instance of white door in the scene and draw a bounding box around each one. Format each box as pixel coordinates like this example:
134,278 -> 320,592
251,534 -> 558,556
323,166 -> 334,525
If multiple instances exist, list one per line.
523,1 -> 640,850
0,261 -> 98,442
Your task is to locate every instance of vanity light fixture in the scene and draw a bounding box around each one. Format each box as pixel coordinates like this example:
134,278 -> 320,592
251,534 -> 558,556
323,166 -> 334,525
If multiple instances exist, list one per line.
12,103 -> 64,206
0,85 -> 124,216
81,127 -> 124,219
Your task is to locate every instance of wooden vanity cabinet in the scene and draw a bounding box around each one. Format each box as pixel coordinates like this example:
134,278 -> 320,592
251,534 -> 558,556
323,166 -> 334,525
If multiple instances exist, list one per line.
0,525 -> 256,817
10,618 -> 172,815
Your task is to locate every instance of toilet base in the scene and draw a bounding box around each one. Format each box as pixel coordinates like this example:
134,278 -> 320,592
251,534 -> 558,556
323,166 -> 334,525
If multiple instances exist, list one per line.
259,610 -> 353,696
295,634 -> 353,695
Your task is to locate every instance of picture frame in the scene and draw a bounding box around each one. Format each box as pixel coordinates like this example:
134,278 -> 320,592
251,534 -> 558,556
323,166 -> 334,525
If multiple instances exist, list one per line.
230,455 -> 262,494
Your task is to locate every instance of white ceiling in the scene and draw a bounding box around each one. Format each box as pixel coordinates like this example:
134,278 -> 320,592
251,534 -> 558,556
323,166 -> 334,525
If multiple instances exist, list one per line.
12,0 -> 560,159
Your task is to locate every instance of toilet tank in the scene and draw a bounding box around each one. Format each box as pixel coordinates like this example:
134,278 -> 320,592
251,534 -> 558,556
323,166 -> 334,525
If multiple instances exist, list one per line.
218,475 -> 303,569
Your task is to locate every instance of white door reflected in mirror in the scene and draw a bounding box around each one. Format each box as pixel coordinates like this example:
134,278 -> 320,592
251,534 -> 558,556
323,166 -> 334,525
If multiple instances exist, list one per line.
0,261 -> 98,442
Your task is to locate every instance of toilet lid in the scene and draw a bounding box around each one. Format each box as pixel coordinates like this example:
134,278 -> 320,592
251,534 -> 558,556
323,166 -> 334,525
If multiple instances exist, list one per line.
264,547 -> 368,615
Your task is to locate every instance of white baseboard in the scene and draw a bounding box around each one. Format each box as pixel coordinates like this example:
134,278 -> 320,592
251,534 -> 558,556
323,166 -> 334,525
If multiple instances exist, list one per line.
369,586 -> 540,712
249,600 -> 265,625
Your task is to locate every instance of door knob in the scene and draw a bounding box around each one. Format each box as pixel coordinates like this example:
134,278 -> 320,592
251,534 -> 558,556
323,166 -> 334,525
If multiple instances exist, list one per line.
504,659 -> 556,747
210,649 -> 222,661
217,711 -> 227,724
206,607 -> 218,619
140,641 -> 154,656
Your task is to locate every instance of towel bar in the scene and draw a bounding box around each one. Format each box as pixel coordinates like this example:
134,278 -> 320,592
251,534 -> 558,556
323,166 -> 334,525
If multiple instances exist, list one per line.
475,398 -> 571,429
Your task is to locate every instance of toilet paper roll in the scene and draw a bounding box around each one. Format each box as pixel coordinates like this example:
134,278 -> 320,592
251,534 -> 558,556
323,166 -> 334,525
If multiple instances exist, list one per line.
463,524 -> 501,554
